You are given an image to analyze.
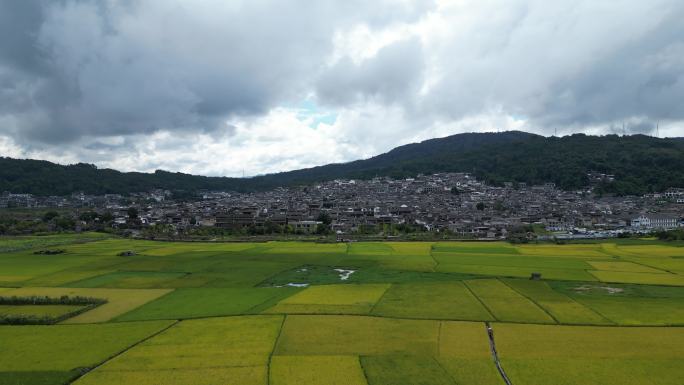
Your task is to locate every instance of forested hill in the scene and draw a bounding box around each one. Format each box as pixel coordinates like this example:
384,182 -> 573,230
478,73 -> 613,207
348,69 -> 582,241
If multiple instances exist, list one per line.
2,131 -> 684,196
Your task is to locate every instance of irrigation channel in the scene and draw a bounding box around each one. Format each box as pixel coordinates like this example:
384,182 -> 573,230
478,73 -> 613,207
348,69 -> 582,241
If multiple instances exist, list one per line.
485,322 -> 513,385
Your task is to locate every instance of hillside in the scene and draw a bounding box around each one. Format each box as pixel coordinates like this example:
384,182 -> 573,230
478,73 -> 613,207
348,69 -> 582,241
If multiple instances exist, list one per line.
2,131 -> 684,195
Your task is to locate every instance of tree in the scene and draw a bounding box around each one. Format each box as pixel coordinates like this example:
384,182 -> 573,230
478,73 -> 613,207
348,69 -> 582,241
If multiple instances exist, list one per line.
42,211 -> 59,222
450,187 -> 461,195
315,212 -> 332,235
55,217 -> 75,231
100,211 -> 114,223
316,212 -> 332,226
127,207 -> 139,219
79,211 -> 98,222
476,202 -> 486,211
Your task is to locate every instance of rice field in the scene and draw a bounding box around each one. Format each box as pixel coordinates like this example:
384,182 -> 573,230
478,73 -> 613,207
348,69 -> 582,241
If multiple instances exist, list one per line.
74,316 -> 282,385
0,320 -> 172,385
2,286 -> 172,323
464,279 -> 556,323
265,284 -> 390,315
370,281 -> 494,320
0,304 -> 85,318
494,323 -> 684,385
502,279 -> 612,325
270,355 -> 367,385
1,235 -> 684,384
116,287 -> 301,321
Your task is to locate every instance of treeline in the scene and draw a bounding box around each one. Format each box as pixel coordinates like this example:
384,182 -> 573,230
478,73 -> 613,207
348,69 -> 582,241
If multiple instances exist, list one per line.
0,295 -> 107,325
0,295 -> 106,306
2,132 -> 684,196
0,210 -> 111,235
655,229 -> 684,241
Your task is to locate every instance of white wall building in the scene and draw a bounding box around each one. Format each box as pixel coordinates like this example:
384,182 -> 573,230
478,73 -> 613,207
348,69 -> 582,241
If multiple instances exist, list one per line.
631,214 -> 680,230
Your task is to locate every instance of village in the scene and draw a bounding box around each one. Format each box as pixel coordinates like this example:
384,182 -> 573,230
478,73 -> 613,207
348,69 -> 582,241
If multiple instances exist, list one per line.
2,173 -> 683,239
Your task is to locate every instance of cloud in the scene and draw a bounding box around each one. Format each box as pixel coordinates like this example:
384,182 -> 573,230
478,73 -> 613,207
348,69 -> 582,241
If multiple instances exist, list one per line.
317,37 -> 425,106
0,0 -> 434,144
419,0 -> 684,130
0,0 -> 683,177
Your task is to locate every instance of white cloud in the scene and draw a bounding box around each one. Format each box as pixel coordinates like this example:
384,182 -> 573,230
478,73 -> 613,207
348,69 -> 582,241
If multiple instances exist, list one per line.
0,0 -> 683,176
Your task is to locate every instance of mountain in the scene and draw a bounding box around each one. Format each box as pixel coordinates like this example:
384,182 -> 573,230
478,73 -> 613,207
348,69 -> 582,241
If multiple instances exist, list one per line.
2,131 -> 684,196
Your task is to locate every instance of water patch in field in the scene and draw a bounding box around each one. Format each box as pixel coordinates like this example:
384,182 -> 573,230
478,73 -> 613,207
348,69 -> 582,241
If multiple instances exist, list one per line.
334,268 -> 356,281
284,283 -> 309,288
573,285 -> 624,294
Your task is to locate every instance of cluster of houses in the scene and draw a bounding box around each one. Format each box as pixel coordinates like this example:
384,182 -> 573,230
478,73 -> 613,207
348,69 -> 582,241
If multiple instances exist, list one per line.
2,175 -> 683,239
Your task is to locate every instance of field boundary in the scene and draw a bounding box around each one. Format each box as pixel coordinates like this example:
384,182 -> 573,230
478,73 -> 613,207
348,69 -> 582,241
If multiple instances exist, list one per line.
267,315 -> 287,385
358,355 -> 371,385
463,280 -> 499,321
499,279 -> 560,324
559,291 -> 616,325
624,257 -> 678,275
368,284 -> 393,315
429,246 -> 440,272
431,355 -> 460,385
106,307 -> 684,327
67,319 -> 179,384
485,322 -> 513,385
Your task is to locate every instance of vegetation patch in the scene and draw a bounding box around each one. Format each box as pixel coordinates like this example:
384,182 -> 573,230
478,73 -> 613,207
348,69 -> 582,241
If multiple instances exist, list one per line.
436,263 -> 598,281
66,271 -> 187,289
116,287 -> 301,321
0,370 -> 85,385
588,261 -> 666,274
502,279 -> 612,325
74,316 -> 281,385
437,321 -> 502,385
371,282 -> 494,321
74,367 -> 266,385
464,279 -> 555,323
3,287 -> 171,323
361,355 -> 456,385
589,270 -> 684,286
265,284 -> 389,315
270,355 -> 367,385
0,233 -> 111,253
432,242 -> 518,254
0,295 -> 106,325
494,323 -> 684,385
0,321 -> 173,374
33,249 -> 66,255
275,315 -> 440,356
348,242 -> 395,255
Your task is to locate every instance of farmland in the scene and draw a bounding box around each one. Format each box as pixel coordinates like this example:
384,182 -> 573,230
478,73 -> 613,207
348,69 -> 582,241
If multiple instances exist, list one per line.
1,236 -> 684,384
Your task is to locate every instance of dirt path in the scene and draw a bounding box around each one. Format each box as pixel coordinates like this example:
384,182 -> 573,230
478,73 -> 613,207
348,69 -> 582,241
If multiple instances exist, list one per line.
485,322 -> 513,385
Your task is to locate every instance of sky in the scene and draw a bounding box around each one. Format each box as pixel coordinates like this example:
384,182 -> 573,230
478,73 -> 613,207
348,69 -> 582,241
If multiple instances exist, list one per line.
1,0 -> 683,177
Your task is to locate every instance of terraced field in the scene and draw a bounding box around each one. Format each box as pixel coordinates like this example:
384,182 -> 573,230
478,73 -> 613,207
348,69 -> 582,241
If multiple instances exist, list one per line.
1,235 -> 684,384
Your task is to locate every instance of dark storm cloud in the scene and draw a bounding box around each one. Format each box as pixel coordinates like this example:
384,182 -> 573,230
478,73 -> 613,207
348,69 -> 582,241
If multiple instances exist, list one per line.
1,0 -> 684,175
0,0 -> 434,144
530,6 -> 684,129
316,38 -> 425,106
423,1 -> 684,133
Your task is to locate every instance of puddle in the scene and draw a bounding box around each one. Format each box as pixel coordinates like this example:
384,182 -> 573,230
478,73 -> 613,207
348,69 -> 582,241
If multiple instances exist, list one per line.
334,268 -> 356,281
273,282 -> 309,288
285,282 -> 309,287
574,285 -> 624,294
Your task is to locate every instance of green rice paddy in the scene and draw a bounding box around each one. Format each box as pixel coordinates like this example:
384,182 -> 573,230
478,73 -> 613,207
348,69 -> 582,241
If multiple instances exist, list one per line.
1,235 -> 684,384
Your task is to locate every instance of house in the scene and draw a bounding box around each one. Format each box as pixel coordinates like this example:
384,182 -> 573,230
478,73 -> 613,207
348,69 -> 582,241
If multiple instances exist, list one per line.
631,214 -> 679,230
289,220 -> 322,234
